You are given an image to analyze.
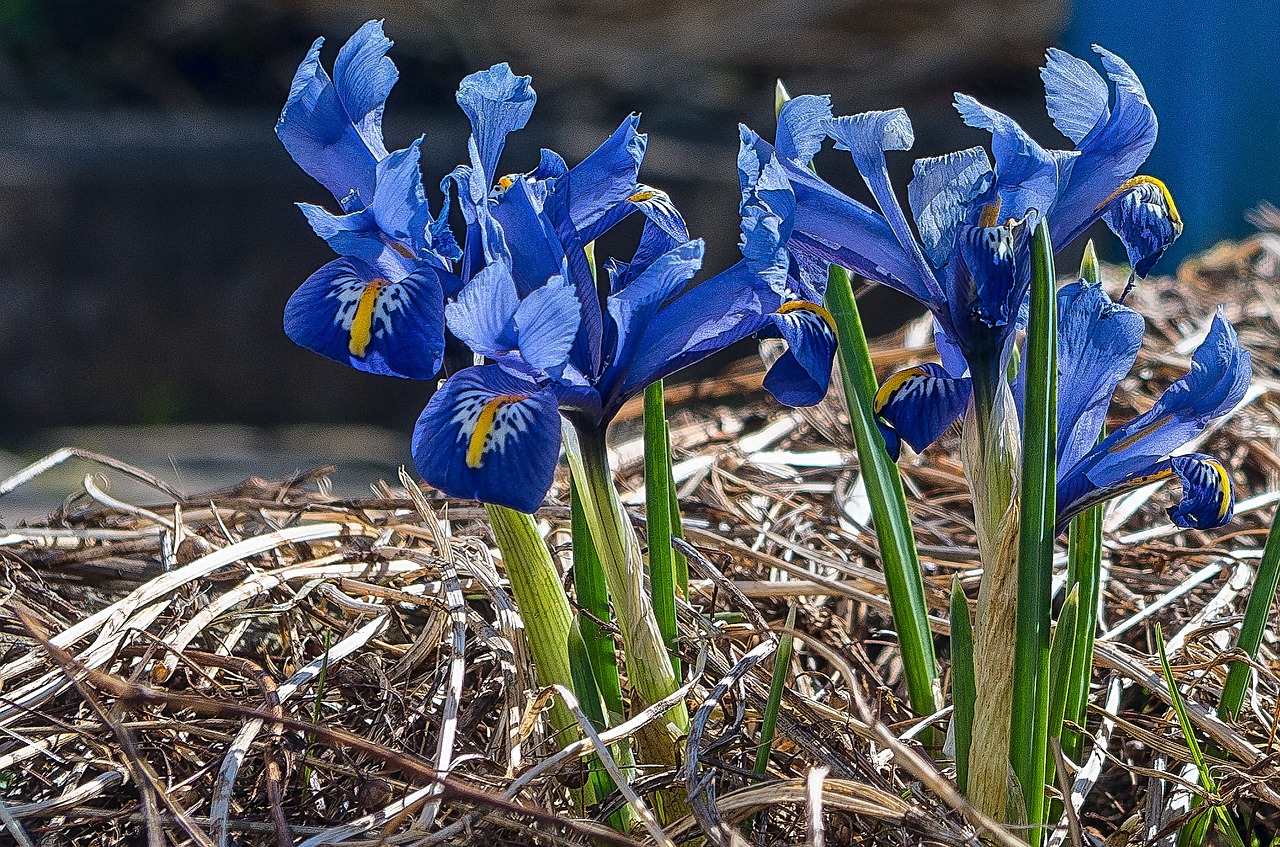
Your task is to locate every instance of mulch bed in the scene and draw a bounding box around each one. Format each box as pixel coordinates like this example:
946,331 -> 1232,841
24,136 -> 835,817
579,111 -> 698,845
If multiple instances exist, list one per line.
2,229 -> 1280,845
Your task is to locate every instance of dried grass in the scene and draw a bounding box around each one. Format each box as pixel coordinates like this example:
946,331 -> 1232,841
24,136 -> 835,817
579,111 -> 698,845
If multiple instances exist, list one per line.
2,234 -> 1280,845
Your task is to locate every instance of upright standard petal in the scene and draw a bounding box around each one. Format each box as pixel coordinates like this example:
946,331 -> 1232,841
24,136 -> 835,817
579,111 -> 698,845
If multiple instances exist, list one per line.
775,94 -> 833,166
908,147 -> 993,268
954,94 -> 1060,222
825,110 -> 948,306
413,366 -> 561,513
1055,279 -> 1144,470
874,363 -> 972,458
456,63 -> 537,186
276,22 -> 398,209
284,256 -> 446,379
1045,47 -> 1158,248
564,114 -> 647,239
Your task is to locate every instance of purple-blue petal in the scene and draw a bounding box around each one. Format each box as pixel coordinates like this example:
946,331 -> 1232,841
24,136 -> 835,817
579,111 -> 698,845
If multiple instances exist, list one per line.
873,363 -> 972,455
776,94 -> 833,165
1167,454 -> 1235,529
761,304 -> 838,407
1055,279 -> 1144,471
445,260 -> 520,356
456,63 -> 537,186
412,366 -> 561,513
284,256 -> 445,380
954,94 -> 1060,223
276,23 -> 397,209
908,146 -> 993,268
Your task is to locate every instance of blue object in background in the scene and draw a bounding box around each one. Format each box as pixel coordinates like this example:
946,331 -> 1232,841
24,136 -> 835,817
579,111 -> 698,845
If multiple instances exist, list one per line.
1066,3 -> 1280,266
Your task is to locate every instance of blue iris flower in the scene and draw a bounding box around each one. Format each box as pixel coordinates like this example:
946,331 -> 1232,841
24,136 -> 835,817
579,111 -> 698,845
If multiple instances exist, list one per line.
412,74 -> 837,512
1051,280 -> 1250,531
277,21 -> 465,380
741,47 -> 1181,433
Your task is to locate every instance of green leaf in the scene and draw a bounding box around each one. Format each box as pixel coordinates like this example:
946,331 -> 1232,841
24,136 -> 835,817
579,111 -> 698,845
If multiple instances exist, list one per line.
1045,585 -> 1079,792
1220,505 -> 1280,722
570,478 -> 626,727
825,264 -> 939,719
1011,217 -> 1058,843
754,603 -> 797,775
1157,627 -> 1245,847
644,380 -> 680,678
949,577 -> 976,795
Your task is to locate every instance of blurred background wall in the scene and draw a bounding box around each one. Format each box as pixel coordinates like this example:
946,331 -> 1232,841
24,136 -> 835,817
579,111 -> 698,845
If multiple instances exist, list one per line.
0,0 -> 1274,441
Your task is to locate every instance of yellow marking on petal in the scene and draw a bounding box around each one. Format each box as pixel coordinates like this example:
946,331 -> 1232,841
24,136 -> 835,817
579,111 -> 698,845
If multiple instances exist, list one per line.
776,300 -> 837,333
389,241 -> 416,260
628,189 -> 657,203
348,279 -> 386,358
497,175 -> 517,191
466,394 -> 527,468
1095,175 -> 1183,232
1206,458 -> 1232,521
1108,414 -> 1171,453
978,198 -> 1003,228
873,366 -> 929,414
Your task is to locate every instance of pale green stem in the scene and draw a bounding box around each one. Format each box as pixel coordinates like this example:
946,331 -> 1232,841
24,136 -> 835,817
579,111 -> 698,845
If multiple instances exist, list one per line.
963,366 -> 1024,825
562,421 -> 689,740
486,504 -> 580,748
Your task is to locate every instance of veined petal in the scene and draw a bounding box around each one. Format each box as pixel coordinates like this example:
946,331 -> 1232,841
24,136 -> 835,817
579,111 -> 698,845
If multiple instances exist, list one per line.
1056,453 -> 1234,532
565,114 -> 647,238
1046,47 -> 1158,249
954,94 -> 1059,222
412,366 -> 561,513
491,177 -> 566,297
776,94 -> 833,166
761,301 -> 838,407
276,22 -> 396,209
284,256 -> 445,379
513,274 -> 581,378
873,363 -> 972,457
908,146 -> 993,267
604,188 -> 692,293
1058,310 -> 1251,512
1041,47 -> 1112,145
1098,176 -> 1183,277
456,63 -> 537,186
825,110 -> 948,306
1167,454 -> 1235,529
445,260 -> 520,356
737,125 -> 931,306
1055,279 -> 1144,470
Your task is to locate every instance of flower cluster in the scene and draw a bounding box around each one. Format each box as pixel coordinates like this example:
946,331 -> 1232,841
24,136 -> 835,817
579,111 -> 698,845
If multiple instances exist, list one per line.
277,22 -> 837,513
277,22 -> 1250,529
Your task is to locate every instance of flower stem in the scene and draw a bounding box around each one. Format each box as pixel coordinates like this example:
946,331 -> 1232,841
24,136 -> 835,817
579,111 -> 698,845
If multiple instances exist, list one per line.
562,422 -> 689,737
485,504 -> 580,748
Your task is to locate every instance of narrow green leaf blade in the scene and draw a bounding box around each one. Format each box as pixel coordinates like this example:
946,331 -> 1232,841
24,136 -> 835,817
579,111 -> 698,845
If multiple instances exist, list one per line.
754,603 -> 797,775
825,264 -> 938,718
643,380 -> 680,678
1011,217 -> 1058,842
1220,505 -> 1280,721
571,477 -> 626,726
950,577 -> 976,795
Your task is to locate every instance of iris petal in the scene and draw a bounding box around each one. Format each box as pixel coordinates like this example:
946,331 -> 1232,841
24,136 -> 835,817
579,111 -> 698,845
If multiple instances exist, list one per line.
456,63 -> 537,186
776,94 -> 833,166
1055,279 -> 1144,470
908,146 -> 993,267
284,256 -> 445,379
874,363 -> 972,456
1046,47 -> 1158,248
761,302 -> 838,407
445,261 -> 520,356
954,94 -> 1059,223
1168,454 -> 1235,529
1099,176 -> 1183,277
567,114 -> 647,240
413,366 -> 561,513
275,22 -> 397,210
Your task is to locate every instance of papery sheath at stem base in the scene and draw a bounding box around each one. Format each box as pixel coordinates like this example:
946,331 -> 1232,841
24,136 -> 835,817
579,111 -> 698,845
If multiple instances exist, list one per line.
962,374 -> 1027,826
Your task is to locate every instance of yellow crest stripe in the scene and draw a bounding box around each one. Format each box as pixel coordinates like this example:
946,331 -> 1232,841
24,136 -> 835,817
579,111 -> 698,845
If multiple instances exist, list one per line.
348,279 -> 385,358
873,366 -> 928,414
776,300 -> 837,333
1094,175 -> 1182,229
466,394 -> 528,468
1207,459 -> 1232,521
